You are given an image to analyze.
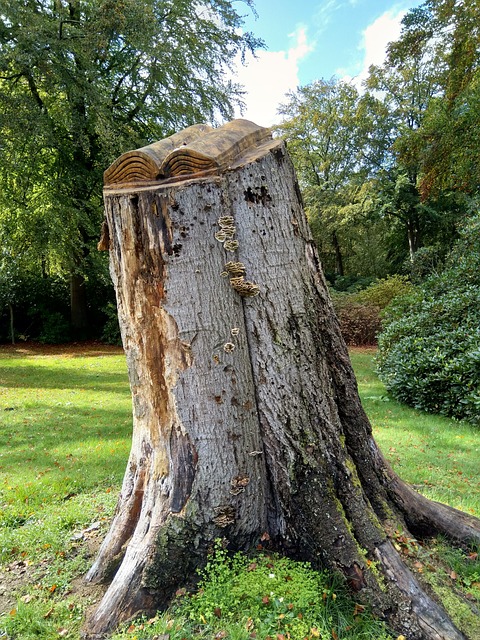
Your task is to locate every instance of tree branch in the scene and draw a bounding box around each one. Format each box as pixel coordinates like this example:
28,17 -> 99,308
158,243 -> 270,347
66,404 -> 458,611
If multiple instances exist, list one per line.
24,70 -> 46,112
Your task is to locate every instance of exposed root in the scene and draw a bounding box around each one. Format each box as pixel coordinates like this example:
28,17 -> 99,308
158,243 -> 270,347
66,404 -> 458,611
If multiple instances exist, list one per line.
388,474 -> 480,544
375,540 -> 467,640
85,464 -> 145,584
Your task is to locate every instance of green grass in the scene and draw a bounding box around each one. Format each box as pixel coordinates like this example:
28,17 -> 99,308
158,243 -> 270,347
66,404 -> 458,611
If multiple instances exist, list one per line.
0,344 -> 478,639
350,347 -> 479,517
0,346 -> 131,562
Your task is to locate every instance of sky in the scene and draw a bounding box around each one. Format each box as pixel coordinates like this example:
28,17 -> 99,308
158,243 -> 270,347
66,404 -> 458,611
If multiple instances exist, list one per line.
233,0 -> 422,126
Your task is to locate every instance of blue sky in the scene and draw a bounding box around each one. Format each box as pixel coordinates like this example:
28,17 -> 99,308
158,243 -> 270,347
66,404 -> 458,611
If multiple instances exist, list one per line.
233,0 -> 422,126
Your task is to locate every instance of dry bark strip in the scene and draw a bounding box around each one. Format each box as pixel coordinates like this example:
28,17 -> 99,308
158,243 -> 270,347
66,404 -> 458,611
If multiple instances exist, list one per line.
85,122 -> 480,639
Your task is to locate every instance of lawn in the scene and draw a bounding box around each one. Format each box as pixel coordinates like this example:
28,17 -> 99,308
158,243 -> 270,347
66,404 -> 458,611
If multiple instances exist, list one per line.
0,344 -> 478,639
350,347 -> 479,517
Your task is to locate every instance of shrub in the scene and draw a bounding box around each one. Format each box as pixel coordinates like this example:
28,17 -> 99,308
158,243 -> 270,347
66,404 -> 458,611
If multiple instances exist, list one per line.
38,311 -> 71,344
331,275 -> 412,346
331,274 -> 376,293
334,301 -> 382,346
377,215 -> 480,425
355,275 -> 413,309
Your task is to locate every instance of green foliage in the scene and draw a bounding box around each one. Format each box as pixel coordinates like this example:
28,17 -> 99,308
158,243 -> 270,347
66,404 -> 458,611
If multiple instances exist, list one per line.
331,275 -> 376,293
111,541 -> 392,640
38,311 -> 72,344
101,302 -> 122,346
355,275 -> 413,309
0,0 -> 262,325
395,0 -> 480,197
377,215 -> 480,424
278,80 -> 383,278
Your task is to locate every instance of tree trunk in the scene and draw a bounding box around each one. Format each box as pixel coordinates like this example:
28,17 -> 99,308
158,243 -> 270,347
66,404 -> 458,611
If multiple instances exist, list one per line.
8,303 -> 14,345
70,270 -> 88,338
85,122 -> 480,639
406,214 -> 421,263
332,229 -> 344,276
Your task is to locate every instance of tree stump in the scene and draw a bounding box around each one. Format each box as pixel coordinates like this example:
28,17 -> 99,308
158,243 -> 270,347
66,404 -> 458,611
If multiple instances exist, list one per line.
86,120 -> 480,639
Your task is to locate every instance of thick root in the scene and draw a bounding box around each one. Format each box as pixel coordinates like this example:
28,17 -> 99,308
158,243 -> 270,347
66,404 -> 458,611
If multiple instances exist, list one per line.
375,540 -> 467,640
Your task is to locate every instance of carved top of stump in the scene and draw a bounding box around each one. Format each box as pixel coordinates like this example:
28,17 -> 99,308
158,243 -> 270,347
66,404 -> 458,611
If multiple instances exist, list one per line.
104,119 -> 272,189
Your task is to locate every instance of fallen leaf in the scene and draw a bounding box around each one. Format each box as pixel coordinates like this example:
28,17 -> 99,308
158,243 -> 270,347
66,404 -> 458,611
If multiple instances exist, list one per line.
332,630 -> 339,640
44,608 -> 54,619
449,571 -> 458,580
57,629 -> 68,637
262,596 -> 270,605
214,607 -> 222,618
353,603 -> 365,616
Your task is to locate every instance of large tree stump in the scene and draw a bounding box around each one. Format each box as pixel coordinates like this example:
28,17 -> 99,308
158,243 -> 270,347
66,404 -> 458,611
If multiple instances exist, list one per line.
86,120 -> 480,639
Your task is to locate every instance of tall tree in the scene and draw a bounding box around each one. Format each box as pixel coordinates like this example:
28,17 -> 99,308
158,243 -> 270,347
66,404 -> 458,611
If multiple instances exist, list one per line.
277,79 -> 366,277
391,0 -> 480,197
364,28 -> 445,262
0,0 -> 261,336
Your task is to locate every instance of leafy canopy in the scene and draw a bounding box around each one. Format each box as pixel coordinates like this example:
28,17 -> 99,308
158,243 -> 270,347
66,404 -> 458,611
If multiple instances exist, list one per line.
0,0 -> 262,278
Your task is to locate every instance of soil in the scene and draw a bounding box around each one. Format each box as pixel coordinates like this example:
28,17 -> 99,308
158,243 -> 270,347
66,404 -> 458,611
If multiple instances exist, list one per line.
0,530 -> 108,622
0,340 -> 124,358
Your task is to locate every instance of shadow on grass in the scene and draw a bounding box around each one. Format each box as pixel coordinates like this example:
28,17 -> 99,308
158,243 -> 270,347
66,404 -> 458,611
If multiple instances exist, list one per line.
0,342 -> 124,358
0,364 -> 131,393
1,401 -> 132,495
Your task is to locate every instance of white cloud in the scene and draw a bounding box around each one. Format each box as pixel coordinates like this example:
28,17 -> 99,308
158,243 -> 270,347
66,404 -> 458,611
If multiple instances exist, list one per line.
340,7 -> 406,88
233,26 -> 314,127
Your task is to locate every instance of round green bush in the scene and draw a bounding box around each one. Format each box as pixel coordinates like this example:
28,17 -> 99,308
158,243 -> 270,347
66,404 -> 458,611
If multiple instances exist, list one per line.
377,215 -> 480,425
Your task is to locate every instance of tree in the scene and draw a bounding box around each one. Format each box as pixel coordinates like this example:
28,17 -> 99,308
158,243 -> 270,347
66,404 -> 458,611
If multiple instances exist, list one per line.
390,0 -> 480,197
364,29 -> 447,263
277,79 -> 367,278
0,0 -> 261,336
84,122 -> 479,639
